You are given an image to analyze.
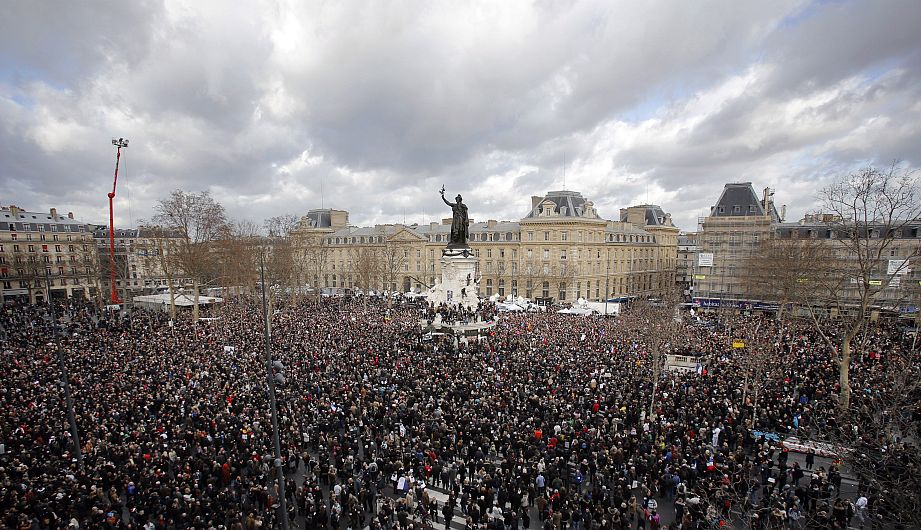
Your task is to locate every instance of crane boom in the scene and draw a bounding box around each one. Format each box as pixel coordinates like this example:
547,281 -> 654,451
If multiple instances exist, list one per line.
108,138 -> 128,304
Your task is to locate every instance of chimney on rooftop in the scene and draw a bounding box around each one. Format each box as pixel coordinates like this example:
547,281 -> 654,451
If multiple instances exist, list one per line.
50,208 -> 57,219
68,212 -> 74,219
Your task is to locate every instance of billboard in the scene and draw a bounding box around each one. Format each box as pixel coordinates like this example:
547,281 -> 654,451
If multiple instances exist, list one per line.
887,259 -> 910,276
698,253 -> 714,267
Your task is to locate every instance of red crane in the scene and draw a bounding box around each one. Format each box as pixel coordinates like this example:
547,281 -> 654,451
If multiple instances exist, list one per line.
108,138 -> 129,304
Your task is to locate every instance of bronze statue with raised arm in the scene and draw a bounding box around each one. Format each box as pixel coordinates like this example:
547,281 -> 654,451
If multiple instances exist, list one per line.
440,185 -> 469,248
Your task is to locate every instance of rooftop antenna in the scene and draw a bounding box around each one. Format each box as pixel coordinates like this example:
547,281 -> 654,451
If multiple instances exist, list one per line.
320,176 -> 324,209
562,152 -> 567,191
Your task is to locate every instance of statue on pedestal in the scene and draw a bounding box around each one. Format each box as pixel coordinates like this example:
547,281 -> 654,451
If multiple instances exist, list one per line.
440,185 -> 469,249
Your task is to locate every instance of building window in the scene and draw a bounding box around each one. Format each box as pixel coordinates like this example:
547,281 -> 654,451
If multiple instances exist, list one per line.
561,231 -> 568,241
544,231 -> 550,241
527,232 -> 533,241
543,249 -> 549,259
560,250 -> 567,260
542,281 -> 550,298
559,283 -> 567,301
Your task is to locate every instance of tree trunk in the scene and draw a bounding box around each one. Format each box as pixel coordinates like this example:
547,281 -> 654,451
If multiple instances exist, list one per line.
648,378 -> 657,420
193,278 -> 200,322
912,312 -> 921,353
839,333 -> 854,410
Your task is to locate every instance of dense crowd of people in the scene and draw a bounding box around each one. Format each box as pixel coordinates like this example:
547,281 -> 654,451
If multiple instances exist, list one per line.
0,295 -> 918,529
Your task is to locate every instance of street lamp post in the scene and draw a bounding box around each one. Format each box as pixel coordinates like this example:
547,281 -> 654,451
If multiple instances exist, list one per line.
604,248 -> 610,315
259,253 -> 289,530
44,271 -> 84,472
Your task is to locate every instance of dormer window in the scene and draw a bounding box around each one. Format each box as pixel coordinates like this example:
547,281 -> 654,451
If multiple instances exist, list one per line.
559,206 -> 567,216
733,205 -> 741,213
718,206 -> 725,213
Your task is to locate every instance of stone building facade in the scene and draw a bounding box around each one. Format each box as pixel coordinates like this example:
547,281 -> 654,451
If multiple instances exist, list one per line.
694,182 -> 921,313
293,191 -> 679,303
0,205 -> 99,303
694,183 -> 781,304
676,232 -> 699,296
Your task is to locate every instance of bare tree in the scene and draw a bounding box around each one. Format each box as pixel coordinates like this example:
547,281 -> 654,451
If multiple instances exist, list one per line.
153,190 -> 230,322
806,330 -> 921,528
809,165 -> 921,409
380,243 -> 407,295
295,230 -> 330,298
264,214 -> 300,240
628,288 -> 681,418
349,247 -> 380,308
136,225 -> 185,319
263,214 -> 301,297
845,348 -> 921,528
223,220 -> 261,296
741,236 -> 831,320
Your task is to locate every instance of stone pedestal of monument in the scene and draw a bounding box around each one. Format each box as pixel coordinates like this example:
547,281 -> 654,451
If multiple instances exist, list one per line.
426,248 -> 479,310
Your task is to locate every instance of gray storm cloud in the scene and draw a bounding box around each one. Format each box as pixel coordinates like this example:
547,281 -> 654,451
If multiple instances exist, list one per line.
1,0 -> 919,231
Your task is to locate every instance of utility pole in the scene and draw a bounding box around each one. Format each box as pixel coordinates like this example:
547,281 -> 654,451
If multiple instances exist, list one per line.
45,271 -> 84,472
108,137 -> 129,304
260,253 -> 289,530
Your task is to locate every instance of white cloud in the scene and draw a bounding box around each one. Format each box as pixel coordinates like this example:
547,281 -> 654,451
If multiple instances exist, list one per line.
0,0 -> 919,232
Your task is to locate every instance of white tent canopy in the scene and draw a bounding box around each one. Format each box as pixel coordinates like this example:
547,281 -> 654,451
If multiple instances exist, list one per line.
133,293 -> 224,312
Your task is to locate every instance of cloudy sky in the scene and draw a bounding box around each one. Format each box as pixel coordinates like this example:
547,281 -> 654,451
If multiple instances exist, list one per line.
2,0 -> 920,232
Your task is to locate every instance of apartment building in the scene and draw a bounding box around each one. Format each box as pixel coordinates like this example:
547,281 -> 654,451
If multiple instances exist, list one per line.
694,183 -> 782,305
0,205 -> 99,303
